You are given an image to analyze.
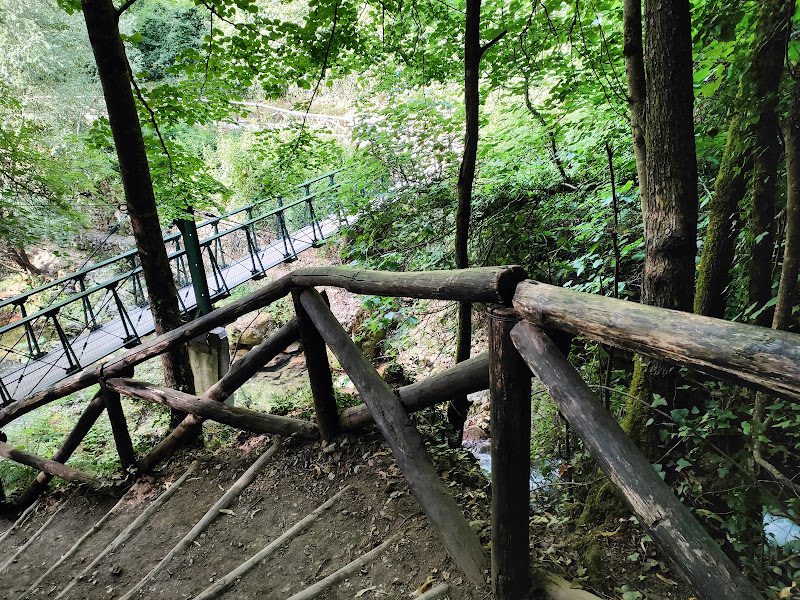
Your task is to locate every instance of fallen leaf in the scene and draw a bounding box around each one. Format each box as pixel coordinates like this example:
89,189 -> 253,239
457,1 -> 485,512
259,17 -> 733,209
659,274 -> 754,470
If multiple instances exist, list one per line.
655,573 -> 677,586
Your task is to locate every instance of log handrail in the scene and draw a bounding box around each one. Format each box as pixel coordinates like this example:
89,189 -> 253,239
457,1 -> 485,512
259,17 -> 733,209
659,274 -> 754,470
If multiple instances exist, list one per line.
297,287 -> 488,584
0,266 -> 524,426
104,378 -> 319,439
0,441 -> 101,486
512,280 -> 800,400
5,270 -> 800,423
509,320 -> 762,600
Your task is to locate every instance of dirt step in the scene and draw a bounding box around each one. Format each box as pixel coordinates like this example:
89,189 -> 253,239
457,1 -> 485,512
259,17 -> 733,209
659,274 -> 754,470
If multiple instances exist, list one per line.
0,494 -> 127,599
1,431 -> 490,600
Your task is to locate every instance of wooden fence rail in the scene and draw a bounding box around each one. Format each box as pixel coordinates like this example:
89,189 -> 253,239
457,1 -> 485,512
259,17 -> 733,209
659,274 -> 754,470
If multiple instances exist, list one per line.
0,265 -> 796,600
513,280 -> 800,399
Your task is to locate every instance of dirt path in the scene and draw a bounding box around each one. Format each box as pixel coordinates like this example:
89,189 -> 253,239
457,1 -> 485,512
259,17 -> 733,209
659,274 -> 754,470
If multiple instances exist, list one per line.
0,431 -> 492,600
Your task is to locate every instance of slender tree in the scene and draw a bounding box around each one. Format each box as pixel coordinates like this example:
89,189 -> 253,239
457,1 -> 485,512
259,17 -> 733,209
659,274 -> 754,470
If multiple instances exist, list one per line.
747,0 -> 794,326
751,73 -> 800,492
624,0 -> 698,452
623,0 -> 647,209
81,0 -> 196,421
774,75 -> 800,331
694,0 -> 793,318
448,0 -> 503,437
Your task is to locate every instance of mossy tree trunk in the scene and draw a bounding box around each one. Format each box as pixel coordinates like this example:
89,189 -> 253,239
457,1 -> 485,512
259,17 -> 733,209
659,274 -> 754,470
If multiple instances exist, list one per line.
581,0 -> 698,533
694,0 -> 793,318
632,0 -> 698,411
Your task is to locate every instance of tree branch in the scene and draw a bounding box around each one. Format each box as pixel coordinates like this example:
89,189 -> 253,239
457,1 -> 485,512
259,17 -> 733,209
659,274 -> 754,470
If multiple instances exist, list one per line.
480,29 -> 507,56
116,0 -> 138,18
124,57 -> 175,189
197,0 -> 236,26
285,0 -> 341,162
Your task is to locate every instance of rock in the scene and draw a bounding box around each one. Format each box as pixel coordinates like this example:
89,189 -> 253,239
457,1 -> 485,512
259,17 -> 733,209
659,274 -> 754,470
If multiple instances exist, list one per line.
464,425 -> 489,441
230,312 -> 276,347
287,354 -> 306,369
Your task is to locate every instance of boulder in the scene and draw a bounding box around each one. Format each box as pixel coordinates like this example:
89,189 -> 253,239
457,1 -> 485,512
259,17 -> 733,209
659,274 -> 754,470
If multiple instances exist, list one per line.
230,312 -> 276,347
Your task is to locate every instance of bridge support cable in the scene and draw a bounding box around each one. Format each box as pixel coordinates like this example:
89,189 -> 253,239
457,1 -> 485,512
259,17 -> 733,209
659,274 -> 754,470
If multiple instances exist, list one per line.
15,302 -> 43,359
76,275 -> 99,331
276,205 -> 297,261
0,379 -> 10,405
205,243 -> 232,299
110,284 -> 141,348
48,311 -> 81,375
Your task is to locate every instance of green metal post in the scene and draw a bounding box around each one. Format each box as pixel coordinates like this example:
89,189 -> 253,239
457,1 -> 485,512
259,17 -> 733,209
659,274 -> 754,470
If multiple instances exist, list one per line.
176,214 -> 213,317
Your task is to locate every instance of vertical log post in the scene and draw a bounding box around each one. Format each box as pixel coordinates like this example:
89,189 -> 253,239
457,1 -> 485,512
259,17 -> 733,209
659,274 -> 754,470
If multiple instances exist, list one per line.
488,307 -> 532,600
291,289 -> 339,440
103,388 -> 136,471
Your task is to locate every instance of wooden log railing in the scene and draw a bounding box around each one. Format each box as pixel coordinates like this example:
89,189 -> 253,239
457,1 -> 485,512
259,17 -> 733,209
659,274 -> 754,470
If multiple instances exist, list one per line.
513,280 -> 800,400
510,321 -> 760,600
0,265 -> 796,600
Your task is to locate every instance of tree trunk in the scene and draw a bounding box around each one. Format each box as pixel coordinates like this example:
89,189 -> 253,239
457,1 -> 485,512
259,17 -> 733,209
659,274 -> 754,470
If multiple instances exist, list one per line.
641,0 -> 697,314
81,0 -> 196,418
6,245 -> 41,276
695,0 -> 792,318
746,0 -> 793,326
628,0 -> 698,437
449,0 -> 482,437
623,0 -> 647,209
774,76 -> 800,331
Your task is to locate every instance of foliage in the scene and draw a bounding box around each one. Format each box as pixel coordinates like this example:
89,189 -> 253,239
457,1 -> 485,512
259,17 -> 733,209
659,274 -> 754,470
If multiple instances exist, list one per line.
0,88 -> 88,249
127,0 -> 205,81
214,124 -> 343,204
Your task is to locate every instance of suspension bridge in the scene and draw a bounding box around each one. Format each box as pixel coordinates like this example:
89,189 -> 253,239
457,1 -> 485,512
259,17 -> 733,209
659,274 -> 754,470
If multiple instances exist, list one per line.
0,170 -> 366,404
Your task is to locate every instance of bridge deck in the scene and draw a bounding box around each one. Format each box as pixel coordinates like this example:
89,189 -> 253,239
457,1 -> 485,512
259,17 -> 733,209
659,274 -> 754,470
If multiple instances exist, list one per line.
0,214 -> 347,402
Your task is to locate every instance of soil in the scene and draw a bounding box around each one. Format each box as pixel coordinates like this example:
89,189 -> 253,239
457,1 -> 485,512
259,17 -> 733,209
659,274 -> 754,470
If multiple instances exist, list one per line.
0,430 -> 494,600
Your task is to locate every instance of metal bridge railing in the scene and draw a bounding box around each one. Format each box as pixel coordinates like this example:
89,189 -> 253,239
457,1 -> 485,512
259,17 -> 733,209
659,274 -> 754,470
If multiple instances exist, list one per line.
0,169 -> 352,404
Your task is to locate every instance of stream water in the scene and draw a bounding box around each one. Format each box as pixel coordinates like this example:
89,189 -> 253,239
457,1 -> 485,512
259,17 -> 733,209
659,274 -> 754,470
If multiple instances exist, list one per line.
462,439 -> 552,490
464,440 -> 800,548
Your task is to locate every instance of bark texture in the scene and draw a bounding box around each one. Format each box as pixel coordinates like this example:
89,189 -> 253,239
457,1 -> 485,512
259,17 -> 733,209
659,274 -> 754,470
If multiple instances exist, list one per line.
81,0 -> 195,404
634,0 -> 698,421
